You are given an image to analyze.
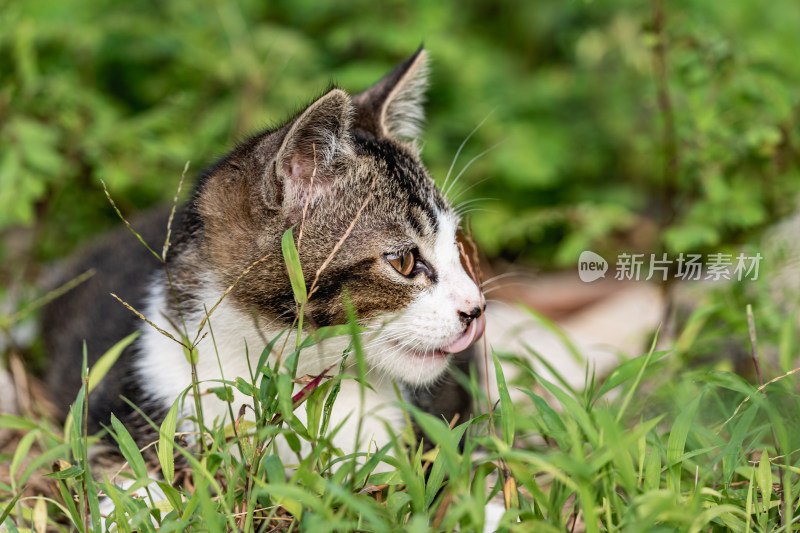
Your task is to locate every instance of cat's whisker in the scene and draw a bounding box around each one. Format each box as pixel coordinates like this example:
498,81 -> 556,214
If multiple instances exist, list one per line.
441,111 -> 493,198
447,176 -> 492,205
480,271 -> 536,288
483,284 -> 526,296
453,200 -> 495,218
443,141 -> 503,200
481,298 -> 531,313
453,197 -> 495,210
364,328 -> 418,343
455,207 -> 493,218
480,271 -> 526,288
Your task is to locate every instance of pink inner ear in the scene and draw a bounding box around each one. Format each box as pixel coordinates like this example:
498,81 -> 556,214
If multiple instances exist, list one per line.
284,153 -> 316,219
288,153 -> 311,183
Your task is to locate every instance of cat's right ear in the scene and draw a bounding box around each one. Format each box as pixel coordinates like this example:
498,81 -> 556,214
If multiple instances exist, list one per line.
352,47 -> 430,145
266,88 -> 355,221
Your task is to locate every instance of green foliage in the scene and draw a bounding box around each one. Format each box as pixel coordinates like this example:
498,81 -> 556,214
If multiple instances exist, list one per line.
3,290 -> 800,531
2,1 -> 800,531
2,0 -> 799,268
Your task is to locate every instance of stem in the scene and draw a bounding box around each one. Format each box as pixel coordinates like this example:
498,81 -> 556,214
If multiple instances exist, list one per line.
747,304 -> 786,530
651,0 -> 679,227
82,370 -> 90,533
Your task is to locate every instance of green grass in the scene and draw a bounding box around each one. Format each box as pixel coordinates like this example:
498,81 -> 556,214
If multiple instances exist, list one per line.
2,289 -> 800,531
2,170 -> 800,532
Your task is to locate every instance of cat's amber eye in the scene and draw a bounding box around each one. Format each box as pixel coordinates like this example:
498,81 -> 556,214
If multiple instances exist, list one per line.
386,251 -> 415,277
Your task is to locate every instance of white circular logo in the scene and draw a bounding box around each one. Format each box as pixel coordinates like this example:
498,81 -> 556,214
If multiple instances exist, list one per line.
578,251 -> 608,282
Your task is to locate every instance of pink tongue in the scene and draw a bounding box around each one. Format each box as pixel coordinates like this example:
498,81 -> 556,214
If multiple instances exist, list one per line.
443,314 -> 486,354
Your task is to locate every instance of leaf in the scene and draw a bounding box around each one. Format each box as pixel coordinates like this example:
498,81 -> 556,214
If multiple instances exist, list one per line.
0,490 -> 23,527
756,448 -> 772,513
67,381 -> 85,463
88,331 -> 139,392
183,343 -> 198,365
595,349 -> 669,400
305,379 -> 334,440
387,491 -> 412,518
518,389 -> 568,447
234,377 -> 254,397
10,430 -> 36,480
158,399 -> 180,484
281,227 -> 307,305
413,413 -> 470,481
208,386 -> 234,402
196,478 -> 224,533
32,497 -> 47,533
503,475 -> 519,510
86,472 -> 103,532
745,465 -> 755,532
275,373 -> 294,425
320,357 -> 346,437
536,377 -> 598,446
284,431 -> 302,453
253,483 -> 314,518
425,449 -> 447,507
255,328 -> 288,376
156,481 -> 184,514
0,414 -> 39,431
109,415 -> 148,479
44,465 -> 84,479
721,404 -> 758,485
644,445 -> 661,491
262,455 -> 286,484
493,350 -> 515,447
666,391 -> 704,492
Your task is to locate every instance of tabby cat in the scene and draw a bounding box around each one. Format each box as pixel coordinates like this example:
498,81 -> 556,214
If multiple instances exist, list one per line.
44,48 -> 486,466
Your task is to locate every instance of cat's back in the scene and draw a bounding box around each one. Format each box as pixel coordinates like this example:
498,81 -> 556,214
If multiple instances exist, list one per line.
43,207 -> 172,418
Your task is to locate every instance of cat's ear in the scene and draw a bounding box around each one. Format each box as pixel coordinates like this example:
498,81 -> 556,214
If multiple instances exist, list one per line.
269,88 -> 354,219
352,47 -> 429,145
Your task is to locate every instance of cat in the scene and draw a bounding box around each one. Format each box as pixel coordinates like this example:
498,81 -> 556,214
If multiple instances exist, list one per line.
43,48 -> 486,468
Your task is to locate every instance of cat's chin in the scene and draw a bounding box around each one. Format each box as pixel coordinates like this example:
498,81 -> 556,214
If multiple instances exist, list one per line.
398,350 -> 452,386
370,341 -> 452,386
408,349 -> 448,359
376,314 -> 486,386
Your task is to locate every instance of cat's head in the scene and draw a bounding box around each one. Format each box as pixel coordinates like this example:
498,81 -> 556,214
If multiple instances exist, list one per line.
190,48 -> 485,386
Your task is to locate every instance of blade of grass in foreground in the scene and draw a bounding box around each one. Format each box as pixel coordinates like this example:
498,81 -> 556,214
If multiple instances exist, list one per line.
88,331 -> 139,393
157,399 -> 180,485
492,349 -> 515,447
281,226 -> 307,305
666,390 -> 704,493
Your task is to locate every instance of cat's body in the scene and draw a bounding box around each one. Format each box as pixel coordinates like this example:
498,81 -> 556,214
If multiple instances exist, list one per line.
43,49 -> 485,465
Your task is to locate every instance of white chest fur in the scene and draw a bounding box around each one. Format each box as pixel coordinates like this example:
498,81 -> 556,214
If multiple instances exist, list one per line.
134,280 -> 403,465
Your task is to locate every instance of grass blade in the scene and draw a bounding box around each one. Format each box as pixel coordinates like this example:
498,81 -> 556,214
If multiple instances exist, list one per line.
492,349 -> 515,447
666,390 -> 704,493
158,399 -> 180,484
281,226 -> 307,305
109,415 -> 148,479
88,331 -> 139,393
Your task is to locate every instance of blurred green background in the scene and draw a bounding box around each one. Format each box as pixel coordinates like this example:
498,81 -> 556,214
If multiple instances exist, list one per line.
2,0 -> 800,279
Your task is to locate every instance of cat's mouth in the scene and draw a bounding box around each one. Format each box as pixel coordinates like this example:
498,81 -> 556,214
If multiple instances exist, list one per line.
442,314 -> 486,354
406,314 -> 486,359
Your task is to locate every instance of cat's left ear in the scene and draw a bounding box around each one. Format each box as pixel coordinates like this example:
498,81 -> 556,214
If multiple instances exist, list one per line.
352,47 -> 430,146
268,88 -> 355,221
